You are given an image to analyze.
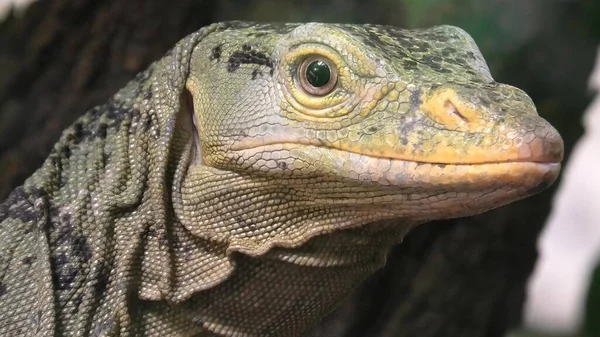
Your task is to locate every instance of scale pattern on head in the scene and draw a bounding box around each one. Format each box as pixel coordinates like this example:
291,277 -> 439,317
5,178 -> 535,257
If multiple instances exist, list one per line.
186,22 -> 561,201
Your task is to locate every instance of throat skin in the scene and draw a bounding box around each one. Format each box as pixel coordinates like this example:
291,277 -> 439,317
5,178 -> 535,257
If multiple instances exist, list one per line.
139,115 -> 416,336
151,155 -> 417,336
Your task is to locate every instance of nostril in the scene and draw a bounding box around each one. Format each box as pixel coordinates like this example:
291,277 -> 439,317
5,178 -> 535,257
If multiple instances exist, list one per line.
444,100 -> 469,123
421,88 -> 480,130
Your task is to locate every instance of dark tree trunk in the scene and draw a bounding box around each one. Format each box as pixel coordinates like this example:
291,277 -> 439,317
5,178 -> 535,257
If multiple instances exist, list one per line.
0,0 -> 589,336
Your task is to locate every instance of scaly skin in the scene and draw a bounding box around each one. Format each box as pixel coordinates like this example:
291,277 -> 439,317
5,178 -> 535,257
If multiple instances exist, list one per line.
0,22 -> 563,337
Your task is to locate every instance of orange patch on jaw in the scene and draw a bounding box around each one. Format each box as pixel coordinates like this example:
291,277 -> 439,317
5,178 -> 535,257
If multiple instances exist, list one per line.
407,140 -> 521,164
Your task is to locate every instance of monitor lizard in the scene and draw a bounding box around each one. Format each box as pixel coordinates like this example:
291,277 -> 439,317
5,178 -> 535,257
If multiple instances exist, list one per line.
0,21 -> 564,337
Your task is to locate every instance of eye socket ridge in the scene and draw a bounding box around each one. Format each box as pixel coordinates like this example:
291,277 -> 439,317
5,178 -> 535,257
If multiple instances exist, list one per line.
297,55 -> 338,96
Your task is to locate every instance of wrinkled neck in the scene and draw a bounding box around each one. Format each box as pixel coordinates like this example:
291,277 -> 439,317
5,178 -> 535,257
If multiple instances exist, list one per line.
185,224 -> 406,337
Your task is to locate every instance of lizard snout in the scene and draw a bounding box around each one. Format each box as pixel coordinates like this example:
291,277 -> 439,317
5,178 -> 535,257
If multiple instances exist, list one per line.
513,115 -> 564,164
413,84 -> 564,166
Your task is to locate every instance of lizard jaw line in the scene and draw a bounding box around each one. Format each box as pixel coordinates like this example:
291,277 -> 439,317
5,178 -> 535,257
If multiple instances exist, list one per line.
231,142 -> 562,166
230,143 -> 561,191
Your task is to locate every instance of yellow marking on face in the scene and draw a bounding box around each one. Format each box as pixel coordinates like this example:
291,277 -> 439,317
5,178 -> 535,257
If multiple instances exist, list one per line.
420,88 -> 486,132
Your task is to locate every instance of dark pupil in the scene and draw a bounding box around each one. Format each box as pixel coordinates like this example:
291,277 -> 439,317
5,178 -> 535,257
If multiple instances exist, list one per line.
306,60 -> 331,88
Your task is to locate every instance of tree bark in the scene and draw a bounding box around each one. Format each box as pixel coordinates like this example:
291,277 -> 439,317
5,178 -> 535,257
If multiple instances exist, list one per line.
0,0 -> 590,336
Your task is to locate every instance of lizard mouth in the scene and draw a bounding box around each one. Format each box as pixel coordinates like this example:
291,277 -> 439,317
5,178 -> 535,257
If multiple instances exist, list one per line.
230,143 -> 561,194
226,143 -> 561,221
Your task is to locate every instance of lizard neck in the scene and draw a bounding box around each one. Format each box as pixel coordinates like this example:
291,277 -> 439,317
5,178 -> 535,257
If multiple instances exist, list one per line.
156,166 -> 414,336
187,225 -> 405,337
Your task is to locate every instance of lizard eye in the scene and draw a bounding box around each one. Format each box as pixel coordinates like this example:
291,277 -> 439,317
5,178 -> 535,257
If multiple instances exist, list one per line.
298,56 -> 338,96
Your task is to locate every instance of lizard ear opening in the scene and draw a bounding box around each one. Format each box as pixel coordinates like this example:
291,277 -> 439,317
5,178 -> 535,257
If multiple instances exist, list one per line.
182,88 -> 203,165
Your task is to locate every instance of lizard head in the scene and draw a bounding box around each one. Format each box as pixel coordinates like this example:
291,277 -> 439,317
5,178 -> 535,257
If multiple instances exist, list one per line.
185,22 -> 563,223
